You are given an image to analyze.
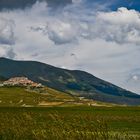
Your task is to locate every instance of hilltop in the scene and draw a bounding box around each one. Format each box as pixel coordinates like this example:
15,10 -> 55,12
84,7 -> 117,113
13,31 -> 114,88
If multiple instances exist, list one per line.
0,57 -> 140,105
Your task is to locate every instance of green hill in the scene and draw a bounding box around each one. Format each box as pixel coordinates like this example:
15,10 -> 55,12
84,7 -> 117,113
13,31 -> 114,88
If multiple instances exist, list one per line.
0,86 -> 75,107
0,86 -> 116,107
0,57 -> 140,105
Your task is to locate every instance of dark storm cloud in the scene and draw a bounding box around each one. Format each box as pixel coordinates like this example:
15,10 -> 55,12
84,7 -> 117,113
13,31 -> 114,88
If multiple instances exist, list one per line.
0,0 -> 72,10
0,0 -> 140,11
0,0 -> 37,10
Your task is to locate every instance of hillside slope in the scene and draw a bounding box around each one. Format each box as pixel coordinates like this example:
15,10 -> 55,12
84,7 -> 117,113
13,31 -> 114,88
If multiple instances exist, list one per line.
0,86 -> 74,107
0,57 -> 140,105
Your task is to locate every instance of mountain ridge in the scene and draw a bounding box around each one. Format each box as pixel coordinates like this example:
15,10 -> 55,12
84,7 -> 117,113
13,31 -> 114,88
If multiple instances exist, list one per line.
0,57 -> 140,105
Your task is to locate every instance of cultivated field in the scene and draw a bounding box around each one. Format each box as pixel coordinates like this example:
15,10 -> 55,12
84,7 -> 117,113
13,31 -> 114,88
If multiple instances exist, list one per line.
0,106 -> 140,140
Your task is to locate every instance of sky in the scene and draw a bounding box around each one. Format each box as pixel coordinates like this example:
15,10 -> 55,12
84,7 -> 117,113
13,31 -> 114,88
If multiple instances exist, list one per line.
0,0 -> 140,94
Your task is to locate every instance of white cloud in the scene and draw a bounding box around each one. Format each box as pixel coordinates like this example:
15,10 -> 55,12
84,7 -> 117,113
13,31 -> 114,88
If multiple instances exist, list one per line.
0,1 -> 140,94
47,20 -> 78,45
94,7 -> 140,44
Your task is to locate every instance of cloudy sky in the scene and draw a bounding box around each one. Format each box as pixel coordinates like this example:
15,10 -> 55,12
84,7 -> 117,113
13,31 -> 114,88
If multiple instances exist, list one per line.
0,0 -> 140,94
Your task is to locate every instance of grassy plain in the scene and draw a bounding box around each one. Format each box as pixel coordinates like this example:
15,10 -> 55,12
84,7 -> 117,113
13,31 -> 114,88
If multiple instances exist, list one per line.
0,106 -> 140,140
0,87 -> 140,140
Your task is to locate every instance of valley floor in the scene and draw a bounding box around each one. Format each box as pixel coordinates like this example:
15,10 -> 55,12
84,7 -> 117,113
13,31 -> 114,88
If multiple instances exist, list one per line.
0,106 -> 140,140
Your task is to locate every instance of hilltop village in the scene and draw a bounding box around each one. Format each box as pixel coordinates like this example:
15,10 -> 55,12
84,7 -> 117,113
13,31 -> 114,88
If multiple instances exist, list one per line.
0,77 -> 43,88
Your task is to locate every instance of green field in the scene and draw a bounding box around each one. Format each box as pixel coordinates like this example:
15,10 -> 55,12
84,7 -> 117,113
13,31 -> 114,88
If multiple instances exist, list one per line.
0,106 -> 140,140
0,87 -> 116,107
0,87 -> 76,107
0,87 -> 140,139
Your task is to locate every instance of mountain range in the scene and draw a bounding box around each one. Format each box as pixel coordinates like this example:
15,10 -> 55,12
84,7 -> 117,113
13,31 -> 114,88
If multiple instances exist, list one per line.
0,57 -> 140,105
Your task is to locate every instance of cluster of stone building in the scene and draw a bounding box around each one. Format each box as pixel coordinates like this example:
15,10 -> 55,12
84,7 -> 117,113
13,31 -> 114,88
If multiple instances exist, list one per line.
1,77 -> 43,88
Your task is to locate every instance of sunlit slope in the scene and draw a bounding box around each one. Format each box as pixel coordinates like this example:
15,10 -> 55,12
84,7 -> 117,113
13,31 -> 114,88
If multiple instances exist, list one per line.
0,87 -> 75,107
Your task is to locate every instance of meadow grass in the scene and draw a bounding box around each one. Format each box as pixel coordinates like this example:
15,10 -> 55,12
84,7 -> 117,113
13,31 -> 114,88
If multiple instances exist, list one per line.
0,87 -> 75,107
0,106 -> 140,140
